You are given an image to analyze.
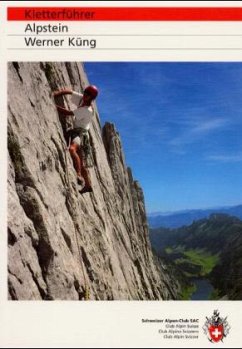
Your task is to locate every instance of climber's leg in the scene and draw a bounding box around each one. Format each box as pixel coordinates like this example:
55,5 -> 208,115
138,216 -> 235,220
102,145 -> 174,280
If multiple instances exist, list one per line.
69,142 -> 85,186
79,150 -> 92,191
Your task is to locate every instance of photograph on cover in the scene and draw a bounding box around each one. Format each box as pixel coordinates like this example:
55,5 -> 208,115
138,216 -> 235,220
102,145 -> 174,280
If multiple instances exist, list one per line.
8,62 -> 242,301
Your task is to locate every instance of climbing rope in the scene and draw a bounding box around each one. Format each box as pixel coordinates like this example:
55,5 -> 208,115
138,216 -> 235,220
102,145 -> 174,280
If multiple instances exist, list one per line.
82,133 -> 94,168
73,221 -> 90,301
63,136 -> 90,300
64,136 -> 71,188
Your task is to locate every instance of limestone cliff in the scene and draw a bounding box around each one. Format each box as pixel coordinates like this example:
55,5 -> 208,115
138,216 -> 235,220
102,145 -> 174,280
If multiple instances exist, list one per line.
8,62 -> 179,300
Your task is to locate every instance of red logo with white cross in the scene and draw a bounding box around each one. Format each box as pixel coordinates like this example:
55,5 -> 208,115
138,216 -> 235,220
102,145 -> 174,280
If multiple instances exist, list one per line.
209,324 -> 224,342
203,310 -> 230,343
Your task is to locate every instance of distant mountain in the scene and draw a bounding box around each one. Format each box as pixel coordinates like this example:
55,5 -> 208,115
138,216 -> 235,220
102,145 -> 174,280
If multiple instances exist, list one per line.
148,205 -> 242,228
150,214 -> 242,300
211,229 -> 242,300
150,213 -> 242,254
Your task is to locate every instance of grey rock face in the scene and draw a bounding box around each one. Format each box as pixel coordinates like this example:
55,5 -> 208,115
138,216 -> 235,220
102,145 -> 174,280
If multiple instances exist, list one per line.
8,62 -> 179,300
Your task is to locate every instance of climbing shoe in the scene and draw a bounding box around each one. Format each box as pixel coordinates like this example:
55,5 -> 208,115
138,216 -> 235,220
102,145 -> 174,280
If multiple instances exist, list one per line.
77,175 -> 85,187
79,186 -> 93,195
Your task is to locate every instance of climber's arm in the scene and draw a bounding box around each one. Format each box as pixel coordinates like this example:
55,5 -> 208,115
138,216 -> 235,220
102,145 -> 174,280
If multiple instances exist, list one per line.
53,89 -> 73,97
55,105 -> 74,116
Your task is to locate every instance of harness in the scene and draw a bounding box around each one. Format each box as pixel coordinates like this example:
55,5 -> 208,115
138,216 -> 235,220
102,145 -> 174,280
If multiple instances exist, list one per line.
67,127 -> 88,142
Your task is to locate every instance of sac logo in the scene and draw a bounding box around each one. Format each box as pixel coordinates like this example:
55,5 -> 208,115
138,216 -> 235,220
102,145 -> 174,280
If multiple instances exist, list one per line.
203,310 -> 230,343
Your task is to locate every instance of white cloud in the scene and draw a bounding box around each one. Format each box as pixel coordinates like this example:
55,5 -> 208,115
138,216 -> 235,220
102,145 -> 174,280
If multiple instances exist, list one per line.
191,118 -> 229,134
168,117 -> 229,150
206,153 -> 242,163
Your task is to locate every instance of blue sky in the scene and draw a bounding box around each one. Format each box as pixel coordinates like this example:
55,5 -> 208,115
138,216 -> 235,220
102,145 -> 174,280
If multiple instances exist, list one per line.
84,62 -> 242,213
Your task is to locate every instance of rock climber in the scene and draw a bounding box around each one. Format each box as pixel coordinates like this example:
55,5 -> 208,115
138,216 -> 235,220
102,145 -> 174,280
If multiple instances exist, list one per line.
53,85 -> 99,194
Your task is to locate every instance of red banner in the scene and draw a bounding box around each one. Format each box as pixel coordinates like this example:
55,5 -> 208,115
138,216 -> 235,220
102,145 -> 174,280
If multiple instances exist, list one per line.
7,7 -> 242,21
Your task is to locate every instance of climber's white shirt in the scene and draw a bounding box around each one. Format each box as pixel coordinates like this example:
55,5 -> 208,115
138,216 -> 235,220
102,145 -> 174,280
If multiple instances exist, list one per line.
71,91 -> 94,130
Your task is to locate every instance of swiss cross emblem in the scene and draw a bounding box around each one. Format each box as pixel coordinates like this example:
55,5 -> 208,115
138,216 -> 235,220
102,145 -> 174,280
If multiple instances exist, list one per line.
203,310 -> 230,343
208,324 -> 224,342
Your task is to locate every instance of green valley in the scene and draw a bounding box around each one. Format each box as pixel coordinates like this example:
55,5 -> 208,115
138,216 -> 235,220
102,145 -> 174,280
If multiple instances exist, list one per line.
150,214 -> 242,300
